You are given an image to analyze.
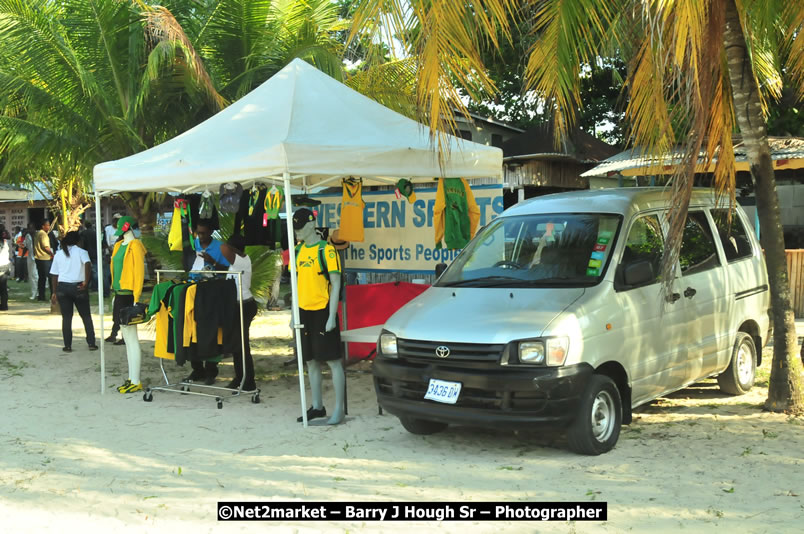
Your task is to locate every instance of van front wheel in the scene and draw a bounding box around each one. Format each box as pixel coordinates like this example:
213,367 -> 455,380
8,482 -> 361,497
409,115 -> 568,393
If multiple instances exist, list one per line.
567,375 -> 622,455
717,333 -> 756,395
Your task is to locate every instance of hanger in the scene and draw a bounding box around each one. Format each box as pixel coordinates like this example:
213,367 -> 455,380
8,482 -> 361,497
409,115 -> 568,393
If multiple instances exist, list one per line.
202,186 -> 211,198
269,184 -> 278,194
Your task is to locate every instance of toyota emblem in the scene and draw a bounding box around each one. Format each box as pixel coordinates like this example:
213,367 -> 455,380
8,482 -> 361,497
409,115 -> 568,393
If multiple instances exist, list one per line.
435,345 -> 450,358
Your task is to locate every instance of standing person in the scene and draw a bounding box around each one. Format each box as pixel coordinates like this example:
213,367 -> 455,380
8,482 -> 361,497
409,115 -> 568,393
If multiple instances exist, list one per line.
50,231 -> 97,352
191,221 -> 230,275
221,235 -> 257,390
0,227 -> 12,311
185,220 -> 230,384
34,220 -> 55,301
103,213 -> 121,296
80,221 -> 98,291
49,226 -> 59,250
24,224 -> 38,300
14,227 -> 28,282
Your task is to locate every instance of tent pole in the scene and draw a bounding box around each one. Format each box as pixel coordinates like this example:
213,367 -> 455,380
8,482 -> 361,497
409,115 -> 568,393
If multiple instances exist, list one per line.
284,172 -> 308,427
94,189 -> 106,394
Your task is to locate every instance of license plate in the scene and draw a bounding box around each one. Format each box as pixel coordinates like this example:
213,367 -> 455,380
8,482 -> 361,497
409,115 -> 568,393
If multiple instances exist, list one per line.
424,379 -> 462,404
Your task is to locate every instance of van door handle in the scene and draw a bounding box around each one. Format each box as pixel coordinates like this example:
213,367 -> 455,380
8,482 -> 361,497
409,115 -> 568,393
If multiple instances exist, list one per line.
667,292 -> 681,303
684,287 -> 697,299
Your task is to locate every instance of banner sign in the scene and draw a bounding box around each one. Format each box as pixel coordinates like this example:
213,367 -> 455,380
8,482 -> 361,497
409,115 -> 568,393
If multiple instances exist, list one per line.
311,184 -> 503,273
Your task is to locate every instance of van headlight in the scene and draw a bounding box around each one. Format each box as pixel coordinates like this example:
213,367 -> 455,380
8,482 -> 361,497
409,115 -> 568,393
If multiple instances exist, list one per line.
518,337 -> 569,366
379,332 -> 398,358
519,341 -> 545,364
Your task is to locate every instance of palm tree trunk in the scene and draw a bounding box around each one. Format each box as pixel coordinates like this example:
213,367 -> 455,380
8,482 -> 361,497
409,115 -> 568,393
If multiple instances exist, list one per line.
723,0 -> 803,412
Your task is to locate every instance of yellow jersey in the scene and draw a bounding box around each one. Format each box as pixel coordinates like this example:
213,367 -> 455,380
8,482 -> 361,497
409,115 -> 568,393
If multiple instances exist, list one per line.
339,179 -> 364,242
296,241 -> 341,311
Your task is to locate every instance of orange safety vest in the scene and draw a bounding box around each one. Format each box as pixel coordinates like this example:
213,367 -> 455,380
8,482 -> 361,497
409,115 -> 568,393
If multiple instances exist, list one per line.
15,235 -> 27,258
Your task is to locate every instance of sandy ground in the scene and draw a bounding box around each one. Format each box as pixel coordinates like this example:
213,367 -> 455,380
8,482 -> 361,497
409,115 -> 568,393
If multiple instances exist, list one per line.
0,280 -> 803,533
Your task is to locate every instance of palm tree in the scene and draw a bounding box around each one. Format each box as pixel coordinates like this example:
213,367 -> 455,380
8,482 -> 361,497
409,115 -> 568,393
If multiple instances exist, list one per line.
351,0 -> 803,411
0,0 -> 222,232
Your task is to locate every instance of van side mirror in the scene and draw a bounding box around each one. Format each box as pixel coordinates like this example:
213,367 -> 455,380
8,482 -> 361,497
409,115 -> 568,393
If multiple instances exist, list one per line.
435,263 -> 448,278
623,260 -> 655,287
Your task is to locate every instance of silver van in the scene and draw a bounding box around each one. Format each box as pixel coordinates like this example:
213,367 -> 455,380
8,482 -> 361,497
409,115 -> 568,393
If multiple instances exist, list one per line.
374,188 -> 770,454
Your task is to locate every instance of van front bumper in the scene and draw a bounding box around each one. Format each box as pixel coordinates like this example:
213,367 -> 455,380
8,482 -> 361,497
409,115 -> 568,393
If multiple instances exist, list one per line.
373,358 -> 594,428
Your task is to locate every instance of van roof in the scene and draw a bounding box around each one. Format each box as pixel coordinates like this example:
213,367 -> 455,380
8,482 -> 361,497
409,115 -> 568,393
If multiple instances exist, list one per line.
502,187 -> 728,218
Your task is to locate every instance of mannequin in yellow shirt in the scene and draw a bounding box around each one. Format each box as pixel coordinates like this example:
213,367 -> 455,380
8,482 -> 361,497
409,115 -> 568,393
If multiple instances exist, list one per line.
291,208 -> 345,425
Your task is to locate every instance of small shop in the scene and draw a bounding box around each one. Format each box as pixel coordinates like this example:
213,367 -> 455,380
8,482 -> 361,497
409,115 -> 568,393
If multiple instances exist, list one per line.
92,59 -> 502,424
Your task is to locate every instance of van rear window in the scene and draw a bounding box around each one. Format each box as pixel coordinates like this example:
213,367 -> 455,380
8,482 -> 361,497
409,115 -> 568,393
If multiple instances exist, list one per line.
711,209 -> 753,261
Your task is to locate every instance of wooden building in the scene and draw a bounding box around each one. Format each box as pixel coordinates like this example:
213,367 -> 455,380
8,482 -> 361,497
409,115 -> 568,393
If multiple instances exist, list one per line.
502,124 -> 620,208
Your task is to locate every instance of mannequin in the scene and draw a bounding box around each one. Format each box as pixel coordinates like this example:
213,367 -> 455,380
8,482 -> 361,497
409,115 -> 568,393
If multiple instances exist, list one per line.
291,208 -> 345,425
109,216 -> 146,394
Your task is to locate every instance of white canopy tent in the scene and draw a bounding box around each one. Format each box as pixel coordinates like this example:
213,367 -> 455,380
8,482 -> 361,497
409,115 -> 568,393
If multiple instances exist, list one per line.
92,58 -> 503,423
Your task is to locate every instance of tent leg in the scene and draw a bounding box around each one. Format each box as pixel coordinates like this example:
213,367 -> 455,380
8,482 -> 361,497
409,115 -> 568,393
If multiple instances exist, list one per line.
94,190 -> 105,394
284,172 -> 309,427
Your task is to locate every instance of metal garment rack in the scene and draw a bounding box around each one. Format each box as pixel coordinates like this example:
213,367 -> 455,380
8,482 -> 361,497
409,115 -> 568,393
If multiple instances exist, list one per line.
142,269 -> 259,409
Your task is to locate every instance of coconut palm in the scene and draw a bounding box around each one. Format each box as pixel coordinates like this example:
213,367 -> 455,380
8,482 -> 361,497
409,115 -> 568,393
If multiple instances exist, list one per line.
0,0 -> 223,231
351,0 -> 804,411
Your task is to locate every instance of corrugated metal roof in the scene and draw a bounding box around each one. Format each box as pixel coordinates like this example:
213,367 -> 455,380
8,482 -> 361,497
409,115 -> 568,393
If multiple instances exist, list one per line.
0,183 -> 31,201
503,123 -> 619,162
582,137 -> 804,177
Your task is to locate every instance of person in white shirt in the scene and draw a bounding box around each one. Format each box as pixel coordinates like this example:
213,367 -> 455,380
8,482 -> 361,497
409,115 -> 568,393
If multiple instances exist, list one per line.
50,231 -> 97,352
102,213 -> 121,299
24,223 -> 38,300
0,226 -> 12,311
221,234 -> 257,390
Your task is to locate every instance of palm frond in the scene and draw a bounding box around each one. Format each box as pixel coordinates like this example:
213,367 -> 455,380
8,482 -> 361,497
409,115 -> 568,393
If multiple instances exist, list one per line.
346,58 -> 418,118
352,1 -> 517,161
780,0 -> 804,100
525,0 -> 620,146
141,4 -> 226,112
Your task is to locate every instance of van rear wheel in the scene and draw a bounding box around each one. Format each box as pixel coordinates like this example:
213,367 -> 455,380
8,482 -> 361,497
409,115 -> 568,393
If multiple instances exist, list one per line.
717,332 -> 756,395
399,416 -> 448,435
567,375 -> 622,455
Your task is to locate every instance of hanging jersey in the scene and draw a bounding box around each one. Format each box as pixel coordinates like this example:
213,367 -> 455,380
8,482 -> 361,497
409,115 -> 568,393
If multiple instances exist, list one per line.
296,241 -> 341,311
434,177 -> 480,250
219,182 -> 243,213
265,187 -> 283,219
339,179 -> 365,242
247,187 -> 262,216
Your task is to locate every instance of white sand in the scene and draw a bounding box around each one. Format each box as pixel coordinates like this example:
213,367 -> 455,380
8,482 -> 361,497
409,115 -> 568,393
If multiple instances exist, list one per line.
0,292 -> 802,533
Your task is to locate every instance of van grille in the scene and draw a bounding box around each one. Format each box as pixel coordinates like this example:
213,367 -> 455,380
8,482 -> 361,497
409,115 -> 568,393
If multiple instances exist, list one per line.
397,339 -> 504,362
375,378 -> 548,412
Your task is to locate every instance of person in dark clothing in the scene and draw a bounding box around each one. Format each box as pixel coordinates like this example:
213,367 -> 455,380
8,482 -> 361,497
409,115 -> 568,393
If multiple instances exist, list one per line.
80,221 -> 99,291
221,235 -> 257,390
33,220 -> 55,301
48,228 -> 59,254
50,231 -> 96,352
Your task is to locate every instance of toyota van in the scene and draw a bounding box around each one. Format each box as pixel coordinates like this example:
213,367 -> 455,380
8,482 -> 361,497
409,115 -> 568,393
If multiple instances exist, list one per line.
373,188 -> 770,454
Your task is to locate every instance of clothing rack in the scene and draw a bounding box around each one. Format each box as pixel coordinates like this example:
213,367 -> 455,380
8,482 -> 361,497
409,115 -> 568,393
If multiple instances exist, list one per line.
142,269 -> 259,408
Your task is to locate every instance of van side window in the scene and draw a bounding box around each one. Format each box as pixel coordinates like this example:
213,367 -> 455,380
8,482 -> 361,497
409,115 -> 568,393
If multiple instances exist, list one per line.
680,211 -> 721,275
620,215 -> 663,285
710,209 -> 753,261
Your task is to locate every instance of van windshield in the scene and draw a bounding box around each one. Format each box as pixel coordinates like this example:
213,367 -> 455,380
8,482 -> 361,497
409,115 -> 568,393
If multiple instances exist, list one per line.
437,214 -> 622,288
